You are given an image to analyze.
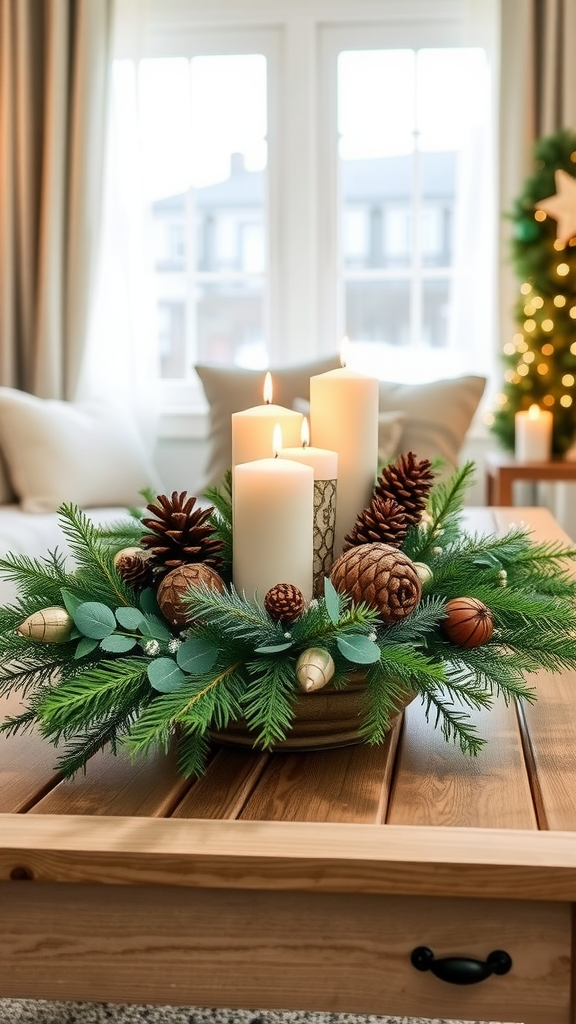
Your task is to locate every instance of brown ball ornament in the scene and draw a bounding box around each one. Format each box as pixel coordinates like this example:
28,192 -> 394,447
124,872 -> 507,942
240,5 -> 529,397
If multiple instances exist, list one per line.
330,542 -> 422,623
157,563 -> 225,626
442,597 -> 494,648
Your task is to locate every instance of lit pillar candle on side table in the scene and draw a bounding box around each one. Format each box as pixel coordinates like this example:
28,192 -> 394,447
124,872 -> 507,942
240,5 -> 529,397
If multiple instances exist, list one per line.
515,404 -> 553,462
277,418 -> 338,595
233,439 -> 314,603
232,372 -> 303,469
310,359 -> 379,557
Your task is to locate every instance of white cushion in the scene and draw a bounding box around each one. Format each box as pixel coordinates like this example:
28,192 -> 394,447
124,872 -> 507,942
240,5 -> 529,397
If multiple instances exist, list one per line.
0,388 -> 161,513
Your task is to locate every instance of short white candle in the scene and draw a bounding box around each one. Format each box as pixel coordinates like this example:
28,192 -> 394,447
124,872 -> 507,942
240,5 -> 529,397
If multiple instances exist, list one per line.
515,405 -> 553,462
310,363 -> 379,555
276,418 -> 338,480
233,456 -> 314,602
232,372 -> 303,469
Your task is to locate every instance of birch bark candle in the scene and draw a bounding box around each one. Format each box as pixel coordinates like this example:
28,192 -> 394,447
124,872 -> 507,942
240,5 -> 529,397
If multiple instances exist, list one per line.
231,372 -> 303,469
309,365 -> 378,556
515,405 -> 553,462
233,456 -> 314,602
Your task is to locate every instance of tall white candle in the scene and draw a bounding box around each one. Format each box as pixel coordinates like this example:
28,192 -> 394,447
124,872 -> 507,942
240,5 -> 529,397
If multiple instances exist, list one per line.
310,366 -> 379,555
233,457 -> 314,602
515,405 -> 553,462
231,372 -> 303,469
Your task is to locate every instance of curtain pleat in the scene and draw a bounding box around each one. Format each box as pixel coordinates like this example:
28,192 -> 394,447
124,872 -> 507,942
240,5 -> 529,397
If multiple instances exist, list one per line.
0,0 -> 111,400
533,0 -> 576,135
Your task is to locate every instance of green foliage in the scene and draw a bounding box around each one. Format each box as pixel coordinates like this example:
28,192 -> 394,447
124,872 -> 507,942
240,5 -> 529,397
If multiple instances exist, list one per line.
1,462 -> 576,779
491,128 -> 576,455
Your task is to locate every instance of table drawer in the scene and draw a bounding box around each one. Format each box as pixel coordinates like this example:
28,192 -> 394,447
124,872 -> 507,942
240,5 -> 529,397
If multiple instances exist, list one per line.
0,884 -> 571,1023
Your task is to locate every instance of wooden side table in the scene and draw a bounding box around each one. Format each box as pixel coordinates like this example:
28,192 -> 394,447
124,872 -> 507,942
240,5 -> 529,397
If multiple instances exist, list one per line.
485,451 -> 576,506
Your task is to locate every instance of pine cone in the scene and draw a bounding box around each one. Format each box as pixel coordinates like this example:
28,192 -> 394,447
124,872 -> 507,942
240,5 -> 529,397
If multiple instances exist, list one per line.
374,452 -> 434,527
330,542 -> 421,623
264,583 -> 305,624
113,547 -> 152,591
343,496 -> 408,551
140,491 -> 224,577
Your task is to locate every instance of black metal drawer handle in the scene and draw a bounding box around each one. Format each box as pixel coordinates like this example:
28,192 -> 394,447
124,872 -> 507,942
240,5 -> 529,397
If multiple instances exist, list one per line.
411,945 -> 512,985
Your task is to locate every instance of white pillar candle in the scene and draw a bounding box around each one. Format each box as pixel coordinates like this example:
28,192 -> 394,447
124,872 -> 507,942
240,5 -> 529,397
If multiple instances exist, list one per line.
276,419 -> 338,481
515,405 -> 553,462
233,457 -> 314,602
231,372 -> 303,469
310,366 -> 379,556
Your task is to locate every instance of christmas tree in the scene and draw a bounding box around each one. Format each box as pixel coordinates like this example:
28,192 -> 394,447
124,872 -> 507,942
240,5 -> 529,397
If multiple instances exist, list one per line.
491,129 -> 576,456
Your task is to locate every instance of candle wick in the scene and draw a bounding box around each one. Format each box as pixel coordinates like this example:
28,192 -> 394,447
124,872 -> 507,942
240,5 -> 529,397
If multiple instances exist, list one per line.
302,441 -> 308,450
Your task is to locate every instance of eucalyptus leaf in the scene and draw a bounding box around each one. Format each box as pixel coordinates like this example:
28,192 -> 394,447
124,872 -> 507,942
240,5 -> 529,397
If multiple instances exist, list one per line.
60,588 -> 84,617
139,614 -> 172,641
254,642 -> 294,654
337,634 -> 381,665
140,587 -> 161,615
74,637 -> 99,660
115,606 -> 145,630
324,577 -> 341,624
147,657 -> 187,693
176,637 -> 219,675
73,602 -> 116,640
100,634 -> 138,653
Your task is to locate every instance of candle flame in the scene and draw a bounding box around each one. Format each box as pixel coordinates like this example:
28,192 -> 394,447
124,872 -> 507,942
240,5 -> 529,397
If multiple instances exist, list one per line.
301,417 -> 310,447
340,336 -> 349,368
528,404 -> 541,420
263,372 -> 273,405
273,423 -> 283,456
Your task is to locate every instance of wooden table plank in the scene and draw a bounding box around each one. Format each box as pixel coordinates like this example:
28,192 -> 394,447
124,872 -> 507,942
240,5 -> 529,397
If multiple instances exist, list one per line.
239,716 -> 402,823
28,744 -> 194,818
386,695 -> 538,829
171,748 -> 270,819
518,670 -> 576,833
0,692 -> 62,813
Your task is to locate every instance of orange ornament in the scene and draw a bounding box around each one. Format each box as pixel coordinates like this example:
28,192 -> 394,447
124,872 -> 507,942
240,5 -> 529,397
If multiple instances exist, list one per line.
443,597 -> 494,648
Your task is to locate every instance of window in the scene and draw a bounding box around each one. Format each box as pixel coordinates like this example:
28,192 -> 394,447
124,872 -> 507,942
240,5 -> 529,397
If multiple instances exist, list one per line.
100,1 -> 497,409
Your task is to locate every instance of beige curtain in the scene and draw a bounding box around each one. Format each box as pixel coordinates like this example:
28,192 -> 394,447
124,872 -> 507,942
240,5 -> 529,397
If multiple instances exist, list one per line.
533,0 -> 576,135
0,0 -> 112,400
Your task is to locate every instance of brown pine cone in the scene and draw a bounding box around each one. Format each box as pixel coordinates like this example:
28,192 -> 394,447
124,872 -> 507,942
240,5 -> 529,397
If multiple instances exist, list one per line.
140,491 -> 224,578
113,547 -> 152,591
264,583 -> 305,624
374,452 -> 434,527
330,542 -> 421,623
343,496 -> 408,551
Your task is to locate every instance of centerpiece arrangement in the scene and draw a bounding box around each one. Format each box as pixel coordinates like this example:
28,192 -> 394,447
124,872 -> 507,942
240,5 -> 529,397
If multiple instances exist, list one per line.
1,361 -> 576,779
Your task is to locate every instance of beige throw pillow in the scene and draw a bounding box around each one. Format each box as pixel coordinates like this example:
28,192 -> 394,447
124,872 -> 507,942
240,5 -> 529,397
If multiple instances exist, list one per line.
196,357 -> 341,488
0,448 -> 15,505
0,388 -> 161,513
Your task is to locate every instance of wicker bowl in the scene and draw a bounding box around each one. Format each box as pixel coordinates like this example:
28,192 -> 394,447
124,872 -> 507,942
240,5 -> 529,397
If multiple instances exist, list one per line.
209,674 -> 415,751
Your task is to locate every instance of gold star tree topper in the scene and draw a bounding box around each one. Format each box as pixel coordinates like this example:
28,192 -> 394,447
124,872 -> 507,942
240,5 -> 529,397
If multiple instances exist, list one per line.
535,168 -> 576,246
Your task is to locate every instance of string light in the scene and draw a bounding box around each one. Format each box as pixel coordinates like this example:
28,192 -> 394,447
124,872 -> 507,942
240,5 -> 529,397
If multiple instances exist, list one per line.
534,210 -> 547,222
562,374 -> 575,387
495,393 -> 508,406
523,351 -> 535,363
517,339 -> 529,352
554,239 -> 566,251
503,342 -> 516,355
570,308 -> 576,319
571,342 -> 576,355
523,303 -> 536,316
543,394 -> 555,406
532,296 -> 544,308
520,283 -> 532,295
537,363 -> 548,375
554,295 -> 566,306
541,343 -> 554,356
560,395 -> 573,407
513,332 -> 524,343
484,412 -> 495,426
517,364 -> 529,376
557,263 -> 569,276
505,370 -> 516,383
542,318 -> 554,331
524,319 -> 536,332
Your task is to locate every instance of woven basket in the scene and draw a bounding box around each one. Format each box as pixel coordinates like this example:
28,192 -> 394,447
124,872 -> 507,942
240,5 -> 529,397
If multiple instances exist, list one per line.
210,674 -> 415,751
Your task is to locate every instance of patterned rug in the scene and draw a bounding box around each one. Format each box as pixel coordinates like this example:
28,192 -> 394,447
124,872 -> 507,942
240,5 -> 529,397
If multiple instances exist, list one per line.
0,1002 -> 518,1024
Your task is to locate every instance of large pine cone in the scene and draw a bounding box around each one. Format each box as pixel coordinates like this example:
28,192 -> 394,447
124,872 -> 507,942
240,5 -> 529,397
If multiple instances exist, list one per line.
140,491 -> 224,578
343,496 -> 408,551
330,542 -> 422,623
374,452 -> 434,527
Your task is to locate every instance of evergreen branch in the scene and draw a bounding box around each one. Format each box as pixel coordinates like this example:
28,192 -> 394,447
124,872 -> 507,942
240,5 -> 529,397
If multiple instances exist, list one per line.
57,504 -> 134,607
37,659 -> 150,739
359,667 -> 412,744
241,657 -> 297,747
176,728 -> 212,778
416,684 -> 487,756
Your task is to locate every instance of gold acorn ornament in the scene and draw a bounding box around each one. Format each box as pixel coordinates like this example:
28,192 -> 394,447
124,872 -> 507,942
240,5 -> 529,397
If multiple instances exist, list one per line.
264,583 -> 305,624
413,561 -> 433,588
157,563 -> 226,626
442,597 -> 494,648
113,546 -> 152,591
296,648 -> 335,692
17,606 -> 73,643
330,542 -> 422,623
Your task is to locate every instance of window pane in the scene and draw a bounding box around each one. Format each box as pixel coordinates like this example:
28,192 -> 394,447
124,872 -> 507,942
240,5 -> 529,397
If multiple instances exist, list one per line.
422,278 -> 449,348
142,54 -> 267,379
345,280 -> 410,346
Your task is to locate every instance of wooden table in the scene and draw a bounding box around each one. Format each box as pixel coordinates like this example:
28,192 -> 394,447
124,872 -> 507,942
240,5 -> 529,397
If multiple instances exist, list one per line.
1,507 -> 575,1024
486,451 -> 576,505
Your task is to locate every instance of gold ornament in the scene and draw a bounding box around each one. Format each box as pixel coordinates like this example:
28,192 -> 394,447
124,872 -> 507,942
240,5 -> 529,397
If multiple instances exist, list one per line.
157,563 -> 225,626
535,169 -> 576,246
17,606 -> 73,643
296,648 -> 335,692
413,562 -> 433,587
330,542 -> 422,623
